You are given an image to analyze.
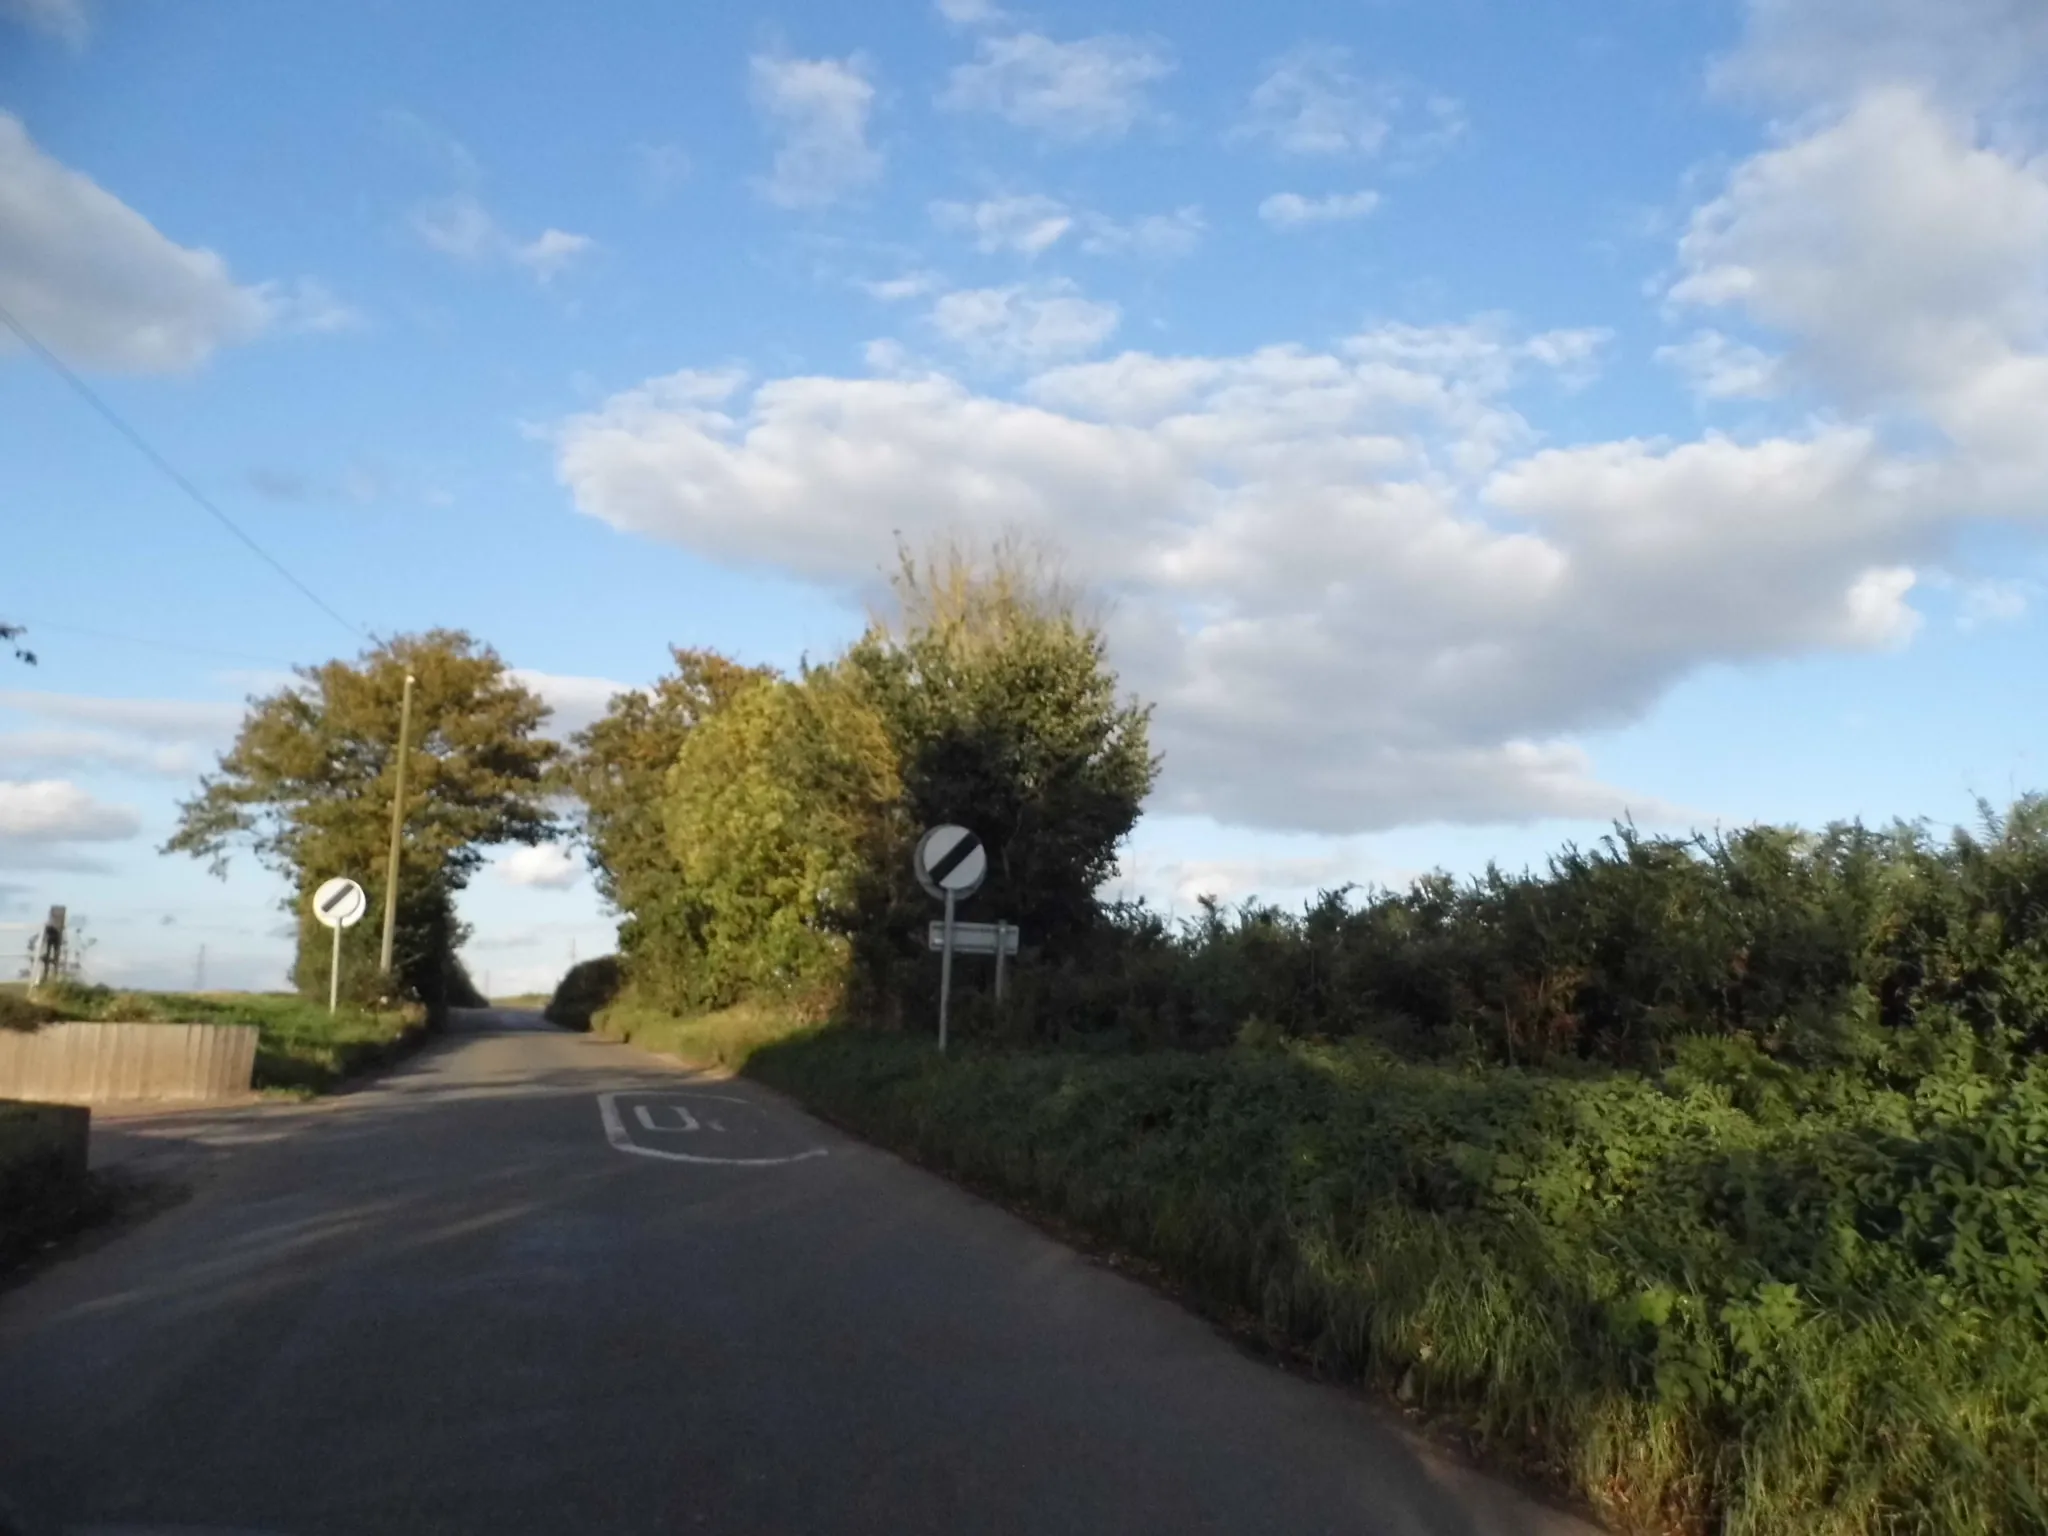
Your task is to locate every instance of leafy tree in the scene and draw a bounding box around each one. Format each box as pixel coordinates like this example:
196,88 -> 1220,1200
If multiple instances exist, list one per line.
844,537 -> 1157,998
557,648 -> 776,1004
1,620 -> 34,665
165,630 -> 559,1005
658,664 -> 900,1009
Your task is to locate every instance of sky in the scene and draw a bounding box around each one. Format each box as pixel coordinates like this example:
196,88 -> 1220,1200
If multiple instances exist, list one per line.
2,0 -> 2046,996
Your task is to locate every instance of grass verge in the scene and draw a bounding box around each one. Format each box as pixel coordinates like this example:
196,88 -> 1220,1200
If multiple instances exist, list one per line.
3,983 -> 429,1097
605,998 -> 2048,1536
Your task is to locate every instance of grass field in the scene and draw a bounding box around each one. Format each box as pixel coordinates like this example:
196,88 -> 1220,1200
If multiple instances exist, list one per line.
1,982 -> 427,1096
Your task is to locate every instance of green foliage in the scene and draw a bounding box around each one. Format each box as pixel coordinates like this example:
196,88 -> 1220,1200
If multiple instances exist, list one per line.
568,539 -> 1153,1025
544,954 -> 623,1031
558,649 -> 776,1004
657,664 -> 900,1009
165,630 -> 558,1007
991,799 -> 2048,1075
742,1026 -> 2048,1535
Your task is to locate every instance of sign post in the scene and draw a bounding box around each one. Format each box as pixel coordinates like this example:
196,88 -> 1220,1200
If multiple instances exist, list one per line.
312,877 -> 369,1014
914,825 -> 988,1052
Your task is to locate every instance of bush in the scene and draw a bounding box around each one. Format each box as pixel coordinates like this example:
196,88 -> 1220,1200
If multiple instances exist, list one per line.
544,955 -> 624,1031
743,1026 -> 2048,1535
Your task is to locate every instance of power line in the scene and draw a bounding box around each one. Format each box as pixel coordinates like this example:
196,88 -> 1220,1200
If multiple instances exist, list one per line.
0,300 -> 370,644
6,617 -> 297,669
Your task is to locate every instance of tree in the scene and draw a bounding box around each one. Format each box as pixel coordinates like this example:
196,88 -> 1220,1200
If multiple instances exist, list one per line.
165,630 -> 559,1004
1,621 -> 34,665
844,537 -> 1158,999
659,663 -> 900,1008
557,648 -> 777,1004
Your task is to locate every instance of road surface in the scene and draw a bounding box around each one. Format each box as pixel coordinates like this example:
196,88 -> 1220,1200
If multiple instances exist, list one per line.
0,1010 -> 1596,1536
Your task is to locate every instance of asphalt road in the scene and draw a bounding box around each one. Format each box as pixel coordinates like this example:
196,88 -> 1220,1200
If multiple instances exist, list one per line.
0,1010 -> 1597,1536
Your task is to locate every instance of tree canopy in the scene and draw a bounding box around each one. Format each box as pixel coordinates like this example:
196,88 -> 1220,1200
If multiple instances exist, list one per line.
166,630 -> 559,1002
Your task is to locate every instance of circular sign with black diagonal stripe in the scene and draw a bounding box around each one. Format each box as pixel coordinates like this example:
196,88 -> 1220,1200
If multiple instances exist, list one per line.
311,876 -> 368,929
914,824 -> 987,901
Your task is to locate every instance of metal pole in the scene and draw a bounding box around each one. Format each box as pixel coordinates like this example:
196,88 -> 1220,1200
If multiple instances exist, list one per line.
329,921 -> 342,1015
938,889 -> 957,1052
377,672 -> 416,977
994,921 -> 1008,1005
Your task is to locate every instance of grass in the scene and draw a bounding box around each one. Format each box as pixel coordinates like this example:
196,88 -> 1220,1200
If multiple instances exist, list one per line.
489,992 -> 552,1009
598,993 -> 2048,1536
590,994 -> 813,1071
3,983 -> 428,1096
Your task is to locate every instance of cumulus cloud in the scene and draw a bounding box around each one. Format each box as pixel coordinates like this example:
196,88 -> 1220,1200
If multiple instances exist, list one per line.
1656,329 -> 1784,399
0,780 -> 139,869
1234,45 -> 1394,157
1258,190 -> 1381,228
509,669 -> 637,740
751,53 -> 884,208
1079,206 -> 1205,259
0,730 -> 199,778
550,311 -> 1959,832
1716,0 -> 2048,114
932,195 -> 1205,261
411,193 -> 596,282
0,690 -> 241,742
494,843 -> 582,890
927,282 -> 1121,369
932,194 -> 1074,256
0,112 -> 277,372
1668,86 -> 2048,505
940,30 -> 1174,142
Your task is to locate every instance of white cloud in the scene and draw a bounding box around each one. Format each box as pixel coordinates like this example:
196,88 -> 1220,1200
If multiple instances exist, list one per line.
1258,190 -> 1381,228
1656,329 -> 1784,399
1080,206 -> 1205,259
1235,45 -> 1394,157
0,0 -> 87,46
412,193 -> 499,261
927,282 -> 1121,369
509,669 -> 637,740
552,313 -> 1966,833
0,730 -> 199,778
0,690 -> 241,742
862,271 -> 943,302
932,196 -> 1205,260
0,780 -> 138,842
515,229 -> 596,283
1668,87 -> 2048,507
940,31 -> 1175,142
1716,0 -> 2048,115
751,53 -> 884,209
494,843 -> 582,890
411,193 -> 594,282
0,111 -> 276,372
932,194 -> 1074,256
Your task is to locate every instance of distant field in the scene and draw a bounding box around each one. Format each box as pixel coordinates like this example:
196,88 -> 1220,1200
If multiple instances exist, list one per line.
487,993 -> 551,1009
1,984 -> 425,1096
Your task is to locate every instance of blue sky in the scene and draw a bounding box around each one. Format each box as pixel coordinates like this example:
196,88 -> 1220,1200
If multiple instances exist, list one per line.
2,0 -> 2045,994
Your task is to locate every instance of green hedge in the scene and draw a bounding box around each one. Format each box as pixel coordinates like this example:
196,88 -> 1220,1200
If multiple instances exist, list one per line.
743,1027 -> 2048,1535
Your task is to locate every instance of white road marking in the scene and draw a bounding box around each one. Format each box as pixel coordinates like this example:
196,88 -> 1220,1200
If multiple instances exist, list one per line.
635,1103 -> 699,1132
597,1092 -> 828,1167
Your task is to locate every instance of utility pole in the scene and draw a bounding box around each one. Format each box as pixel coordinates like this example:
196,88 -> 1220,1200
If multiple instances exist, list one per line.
377,671 -> 417,977
195,943 -> 207,992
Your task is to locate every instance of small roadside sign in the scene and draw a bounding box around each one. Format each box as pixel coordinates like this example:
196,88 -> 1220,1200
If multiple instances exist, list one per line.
925,920 -> 1018,957
914,824 -> 987,901
311,877 -> 367,1015
313,877 -> 368,929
